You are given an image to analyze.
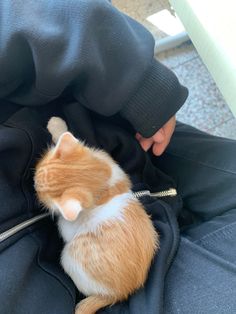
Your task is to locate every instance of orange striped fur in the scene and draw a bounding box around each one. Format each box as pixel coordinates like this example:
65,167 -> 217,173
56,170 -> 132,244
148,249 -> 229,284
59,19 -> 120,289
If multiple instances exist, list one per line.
34,117 -> 159,314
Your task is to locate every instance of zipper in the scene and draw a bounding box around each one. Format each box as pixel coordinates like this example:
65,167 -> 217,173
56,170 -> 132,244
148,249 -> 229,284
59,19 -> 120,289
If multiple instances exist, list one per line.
0,213 -> 50,243
0,188 -> 177,243
133,188 -> 177,199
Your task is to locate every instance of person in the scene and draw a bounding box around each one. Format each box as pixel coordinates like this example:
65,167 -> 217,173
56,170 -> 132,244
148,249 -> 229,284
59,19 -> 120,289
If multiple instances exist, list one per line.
0,1 -> 235,313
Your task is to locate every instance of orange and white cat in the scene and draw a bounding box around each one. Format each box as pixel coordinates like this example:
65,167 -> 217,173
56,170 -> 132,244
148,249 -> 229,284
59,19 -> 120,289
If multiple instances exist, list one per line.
34,117 -> 158,314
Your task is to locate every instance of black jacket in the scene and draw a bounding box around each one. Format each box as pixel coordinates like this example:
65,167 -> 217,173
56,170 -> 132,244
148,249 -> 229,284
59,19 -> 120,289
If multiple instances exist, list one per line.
0,1 -> 186,313
0,0 -> 187,137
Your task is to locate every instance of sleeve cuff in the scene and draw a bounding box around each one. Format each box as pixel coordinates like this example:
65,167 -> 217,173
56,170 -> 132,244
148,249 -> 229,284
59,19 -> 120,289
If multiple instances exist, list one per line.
121,59 -> 188,137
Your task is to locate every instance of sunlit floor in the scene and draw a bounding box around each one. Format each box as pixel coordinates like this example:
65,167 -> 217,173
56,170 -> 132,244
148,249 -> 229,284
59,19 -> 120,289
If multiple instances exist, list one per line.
113,0 -> 236,140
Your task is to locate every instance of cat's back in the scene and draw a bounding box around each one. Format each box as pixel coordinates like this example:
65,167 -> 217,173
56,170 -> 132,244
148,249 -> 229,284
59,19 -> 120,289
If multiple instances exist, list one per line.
61,192 -> 158,298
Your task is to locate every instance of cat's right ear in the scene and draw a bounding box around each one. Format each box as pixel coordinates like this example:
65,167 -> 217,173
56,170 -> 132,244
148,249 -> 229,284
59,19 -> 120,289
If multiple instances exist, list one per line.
53,132 -> 78,159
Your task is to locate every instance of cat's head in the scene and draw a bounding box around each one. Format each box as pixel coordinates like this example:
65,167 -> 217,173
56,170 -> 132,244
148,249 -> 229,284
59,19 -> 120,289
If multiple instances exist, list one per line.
34,132 -> 112,221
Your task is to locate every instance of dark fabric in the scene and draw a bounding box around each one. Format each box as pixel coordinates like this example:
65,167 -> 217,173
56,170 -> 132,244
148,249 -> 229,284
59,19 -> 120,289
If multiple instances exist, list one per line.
156,123 -> 236,313
0,0 -> 188,137
0,104 -> 182,314
1,107 -> 236,314
121,60 -> 188,137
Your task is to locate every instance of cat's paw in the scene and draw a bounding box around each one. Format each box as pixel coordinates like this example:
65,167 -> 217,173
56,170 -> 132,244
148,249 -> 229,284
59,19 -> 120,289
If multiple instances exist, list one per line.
47,117 -> 68,143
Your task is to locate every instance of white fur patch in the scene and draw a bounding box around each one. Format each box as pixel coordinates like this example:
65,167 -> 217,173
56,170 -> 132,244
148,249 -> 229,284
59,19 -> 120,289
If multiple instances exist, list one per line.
58,192 -> 133,242
108,163 -> 126,186
58,216 -> 76,243
61,245 -> 110,296
93,150 -> 126,187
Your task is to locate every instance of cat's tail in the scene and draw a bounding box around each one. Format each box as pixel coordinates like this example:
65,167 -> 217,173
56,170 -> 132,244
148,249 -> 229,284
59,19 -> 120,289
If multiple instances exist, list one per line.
75,295 -> 116,314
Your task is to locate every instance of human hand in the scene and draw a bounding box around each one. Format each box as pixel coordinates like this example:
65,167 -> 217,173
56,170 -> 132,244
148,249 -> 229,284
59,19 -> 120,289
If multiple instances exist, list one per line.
135,116 -> 176,156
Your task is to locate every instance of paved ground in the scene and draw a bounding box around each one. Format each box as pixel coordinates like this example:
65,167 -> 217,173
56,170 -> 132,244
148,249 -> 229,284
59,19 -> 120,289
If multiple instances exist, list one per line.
113,0 -> 236,139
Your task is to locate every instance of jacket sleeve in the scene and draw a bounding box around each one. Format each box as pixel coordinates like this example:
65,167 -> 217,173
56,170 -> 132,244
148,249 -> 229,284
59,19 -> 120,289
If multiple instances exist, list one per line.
0,0 -> 188,137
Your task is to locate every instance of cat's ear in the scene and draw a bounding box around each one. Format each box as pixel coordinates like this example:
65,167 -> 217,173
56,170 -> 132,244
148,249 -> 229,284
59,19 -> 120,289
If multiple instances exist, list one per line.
54,132 -> 78,159
54,198 -> 82,221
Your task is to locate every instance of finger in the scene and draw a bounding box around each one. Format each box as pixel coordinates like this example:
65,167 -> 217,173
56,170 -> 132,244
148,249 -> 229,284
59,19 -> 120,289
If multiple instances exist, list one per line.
139,137 -> 153,151
135,133 -> 154,151
152,142 -> 167,156
152,128 -> 165,143
135,133 -> 142,141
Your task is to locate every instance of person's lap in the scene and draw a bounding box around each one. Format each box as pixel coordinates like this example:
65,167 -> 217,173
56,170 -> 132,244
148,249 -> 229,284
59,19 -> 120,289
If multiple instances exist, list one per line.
157,122 -> 236,313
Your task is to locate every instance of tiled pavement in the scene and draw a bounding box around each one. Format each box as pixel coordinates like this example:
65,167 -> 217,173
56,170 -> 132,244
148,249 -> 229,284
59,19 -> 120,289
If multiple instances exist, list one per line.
113,0 -> 236,140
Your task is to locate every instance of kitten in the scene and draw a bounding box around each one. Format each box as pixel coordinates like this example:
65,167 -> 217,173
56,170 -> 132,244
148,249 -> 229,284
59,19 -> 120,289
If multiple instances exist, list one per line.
34,117 -> 159,314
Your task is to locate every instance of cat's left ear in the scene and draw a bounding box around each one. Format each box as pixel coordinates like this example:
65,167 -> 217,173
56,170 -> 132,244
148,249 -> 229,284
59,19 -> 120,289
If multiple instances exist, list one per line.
54,132 -> 78,159
54,198 -> 82,221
